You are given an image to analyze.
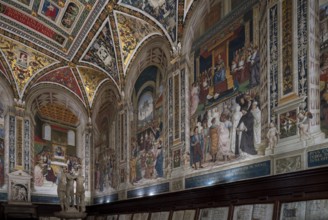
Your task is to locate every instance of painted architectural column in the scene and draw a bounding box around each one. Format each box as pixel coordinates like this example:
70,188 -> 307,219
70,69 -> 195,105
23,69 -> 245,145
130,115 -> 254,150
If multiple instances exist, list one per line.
121,102 -> 130,193
4,99 -> 33,198
7,100 -> 32,174
268,0 -> 324,154
83,120 -> 92,193
166,61 -> 183,176
259,0 -> 270,153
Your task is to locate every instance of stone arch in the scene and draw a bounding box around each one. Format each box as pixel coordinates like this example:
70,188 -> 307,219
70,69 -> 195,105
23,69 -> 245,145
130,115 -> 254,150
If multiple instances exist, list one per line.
24,84 -> 89,194
124,36 -> 171,101
25,85 -> 88,128
181,0 -> 221,65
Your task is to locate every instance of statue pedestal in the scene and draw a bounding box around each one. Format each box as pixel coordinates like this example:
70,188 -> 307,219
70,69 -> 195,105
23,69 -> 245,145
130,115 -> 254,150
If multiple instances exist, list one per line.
54,207 -> 87,220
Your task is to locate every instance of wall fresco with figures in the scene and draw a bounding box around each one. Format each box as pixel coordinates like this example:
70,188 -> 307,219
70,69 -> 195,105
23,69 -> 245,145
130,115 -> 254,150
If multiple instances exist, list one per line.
94,115 -> 118,196
94,144 -> 117,195
33,115 -> 79,195
129,66 -> 165,186
191,8 -> 259,117
189,4 -> 262,170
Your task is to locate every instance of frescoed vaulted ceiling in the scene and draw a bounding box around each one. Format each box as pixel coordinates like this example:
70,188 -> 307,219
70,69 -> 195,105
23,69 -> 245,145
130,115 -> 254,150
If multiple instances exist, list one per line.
0,0 -> 196,119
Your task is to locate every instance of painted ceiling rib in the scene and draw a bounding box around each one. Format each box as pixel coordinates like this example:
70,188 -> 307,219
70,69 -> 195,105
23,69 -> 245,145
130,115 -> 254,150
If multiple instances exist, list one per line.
0,0 -> 182,122
36,97 -> 41,113
50,92 -> 53,104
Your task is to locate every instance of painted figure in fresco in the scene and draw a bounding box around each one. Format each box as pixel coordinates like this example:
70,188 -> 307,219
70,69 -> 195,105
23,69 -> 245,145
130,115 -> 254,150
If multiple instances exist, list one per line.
297,111 -> 312,140
251,101 -> 261,146
209,117 -> 219,162
190,127 -> 203,169
236,93 -> 252,113
61,3 -> 79,29
213,53 -> 226,85
190,82 -> 200,115
250,45 -> 260,87
199,70 -> 211,103
130,140 -> 138,183
218,114 -> 232,161
266,122 -> 279,150
34,160 -> 45,187
235,107 -> 257,157
42,152 -> 57,184
17,52 -> 28,68
95,163 -> 100,190
236,48 -> 245,83
202,120 -> 210,163
197,122 -> 205,162
231,104 -> 242,154
144,150 -> 155,179
280,112 -> 297,138
155,140 -> 164,178
55,146 -> 64,157
42,0 -> 59,21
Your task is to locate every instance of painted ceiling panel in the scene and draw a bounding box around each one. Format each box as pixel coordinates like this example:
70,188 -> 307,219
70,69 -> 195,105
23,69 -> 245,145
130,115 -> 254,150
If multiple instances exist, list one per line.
119,0 -> 177,43
39,102 -> 79,126
0,61 -> 10,82
81,20 -> 119,86
0,0 -> 106,59
0,0 -> 190,113
115,11 -> 161,73
36,67 -> 84,102
77,66 -> 108,107
0,34 -> 58,97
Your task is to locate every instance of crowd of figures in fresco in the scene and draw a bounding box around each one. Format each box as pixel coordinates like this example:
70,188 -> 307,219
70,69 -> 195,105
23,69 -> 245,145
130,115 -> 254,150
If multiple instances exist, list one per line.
94,147 -> 117,192
190,42 -> 260,116
230,44 -> 260,89
189,91 -> 266,169
0,1 -> 326,204
128,111 -> 164,185
34,144 -> 82,190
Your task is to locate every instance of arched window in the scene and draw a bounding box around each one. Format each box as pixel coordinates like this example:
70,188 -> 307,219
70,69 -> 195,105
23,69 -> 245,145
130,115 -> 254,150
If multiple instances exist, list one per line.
42,123 -> 51,141
67,130 -> 75,146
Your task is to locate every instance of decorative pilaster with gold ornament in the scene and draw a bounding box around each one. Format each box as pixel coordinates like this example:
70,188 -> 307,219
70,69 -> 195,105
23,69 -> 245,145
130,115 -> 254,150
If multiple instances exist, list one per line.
259,0 -> 270,155
8,99 -> 32,174
119,107 -> 127,191
83,119 -> 92,191
270,0 -> 324,154
269,1 -> 279,122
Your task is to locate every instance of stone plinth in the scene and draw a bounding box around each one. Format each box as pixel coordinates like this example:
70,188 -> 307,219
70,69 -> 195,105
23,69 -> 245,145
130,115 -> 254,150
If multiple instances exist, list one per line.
54,207 -> 87,220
